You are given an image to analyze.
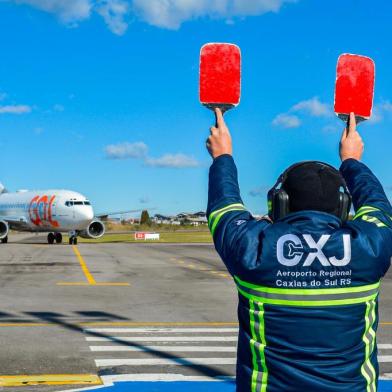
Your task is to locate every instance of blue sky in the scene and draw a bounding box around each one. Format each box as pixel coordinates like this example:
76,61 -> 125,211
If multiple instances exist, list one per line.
0,0 -> 391,216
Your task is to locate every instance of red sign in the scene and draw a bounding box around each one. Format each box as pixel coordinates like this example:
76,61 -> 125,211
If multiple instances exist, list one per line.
135,232 -> 146,240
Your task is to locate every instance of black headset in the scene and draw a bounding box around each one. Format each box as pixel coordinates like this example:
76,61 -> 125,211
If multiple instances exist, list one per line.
267,161 -> 352,222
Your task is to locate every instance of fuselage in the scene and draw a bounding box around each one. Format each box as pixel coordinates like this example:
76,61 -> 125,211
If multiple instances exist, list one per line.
0,190 -> 94,233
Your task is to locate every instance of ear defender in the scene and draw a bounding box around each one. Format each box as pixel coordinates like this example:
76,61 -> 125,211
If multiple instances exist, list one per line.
267,187 -> 290,221
337,191 -> 352,222
267,161 -> 352,222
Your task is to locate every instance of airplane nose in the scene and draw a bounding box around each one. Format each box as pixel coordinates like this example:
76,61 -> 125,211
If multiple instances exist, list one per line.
85,208 -> 94,221
79,208 -> 94,222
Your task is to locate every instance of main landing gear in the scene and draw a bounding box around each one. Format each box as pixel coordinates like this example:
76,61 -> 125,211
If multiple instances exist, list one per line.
1,236 -> 8,244
47,233 -> 63,245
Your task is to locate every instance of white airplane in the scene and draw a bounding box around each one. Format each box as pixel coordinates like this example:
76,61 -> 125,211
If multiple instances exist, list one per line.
0,183 -> 138,245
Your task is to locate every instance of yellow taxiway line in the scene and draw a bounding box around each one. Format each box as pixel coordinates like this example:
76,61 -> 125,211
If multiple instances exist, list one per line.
0,374 -> 102,387
72,245 -> 97,284
57,246 -> 130,286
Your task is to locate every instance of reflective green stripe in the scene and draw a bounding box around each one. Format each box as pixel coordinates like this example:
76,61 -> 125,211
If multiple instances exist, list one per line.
208,203 -> 246,236
210,208 -> 246,236
258,303 -> 268,392
249,300 -> 260,392
237,286 -> 378,307
235,276 -> 380,307
235,275 -> 380,295
208,203 -> 244,226
354,205 -> 392,228
361,300 -> 377,392
362,215 -> 387,228
354,206 -> 380,220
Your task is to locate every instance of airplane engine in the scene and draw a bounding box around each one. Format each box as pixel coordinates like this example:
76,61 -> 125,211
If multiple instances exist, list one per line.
79,220 -> 105,239
0,220 -> 9,240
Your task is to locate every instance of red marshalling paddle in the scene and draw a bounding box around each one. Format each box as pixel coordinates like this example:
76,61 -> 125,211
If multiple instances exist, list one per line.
199,43 -> 241,118
334,53 -> 375,123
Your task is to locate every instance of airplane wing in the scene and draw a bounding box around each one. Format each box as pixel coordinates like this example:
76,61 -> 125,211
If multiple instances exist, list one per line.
95,209 -> 155,220
0,216 -> 28,223
0,215 -> 29,230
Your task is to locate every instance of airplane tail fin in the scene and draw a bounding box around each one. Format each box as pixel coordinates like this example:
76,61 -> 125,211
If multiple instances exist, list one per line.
0,183 -> 7,194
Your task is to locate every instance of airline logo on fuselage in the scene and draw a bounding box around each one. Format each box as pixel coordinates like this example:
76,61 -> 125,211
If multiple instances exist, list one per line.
29,195 -> 59,228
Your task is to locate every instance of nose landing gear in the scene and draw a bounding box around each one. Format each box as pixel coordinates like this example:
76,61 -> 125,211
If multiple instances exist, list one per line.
69,236 -> 78,245
68,231 -> 78,245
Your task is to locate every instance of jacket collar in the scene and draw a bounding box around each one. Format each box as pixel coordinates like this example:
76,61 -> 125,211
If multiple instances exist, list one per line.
278,210 -> 343,229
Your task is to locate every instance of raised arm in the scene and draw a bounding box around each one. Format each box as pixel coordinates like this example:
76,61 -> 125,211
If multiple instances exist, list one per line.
206,109 -> 269,275
339,112 -> 392,222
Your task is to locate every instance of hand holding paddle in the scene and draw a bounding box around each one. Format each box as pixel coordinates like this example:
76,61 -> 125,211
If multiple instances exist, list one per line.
340,112 -> 364,162
206,108 -> 233,159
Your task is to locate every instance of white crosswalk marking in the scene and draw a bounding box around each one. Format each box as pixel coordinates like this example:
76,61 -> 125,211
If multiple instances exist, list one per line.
83,326 -> 392,381
95,358 -> 237,367
85,328 -> 239,333
90,346 -> 237,352
379,344 -> 392,349
84,326 -> 238,381
86,336 -> 237,342
379,344 -> 392,365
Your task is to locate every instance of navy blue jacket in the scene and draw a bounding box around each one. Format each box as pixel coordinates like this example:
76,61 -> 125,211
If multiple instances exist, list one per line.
207,155 -> 392,392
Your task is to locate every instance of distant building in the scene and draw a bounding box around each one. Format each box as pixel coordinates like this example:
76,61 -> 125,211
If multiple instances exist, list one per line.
151,211 -> 208,226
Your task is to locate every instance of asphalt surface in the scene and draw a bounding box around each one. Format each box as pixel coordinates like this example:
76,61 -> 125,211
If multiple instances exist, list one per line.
0,233 -> 391,391
0,234 -> 236,391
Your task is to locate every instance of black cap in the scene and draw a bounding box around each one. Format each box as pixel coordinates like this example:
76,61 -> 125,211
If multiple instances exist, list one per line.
282,162 -> 343,215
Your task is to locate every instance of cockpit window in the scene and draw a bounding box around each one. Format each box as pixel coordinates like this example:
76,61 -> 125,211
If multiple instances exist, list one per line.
66,200 -> 89,207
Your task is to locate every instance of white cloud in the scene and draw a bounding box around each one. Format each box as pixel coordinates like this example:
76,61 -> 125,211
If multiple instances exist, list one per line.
0,105 -> 32,114
380,101 -> 392,113
232,0 -> 293,15
105,141 -> 148,159
272,96 -> 331,129
133,0 -> 226,29
133,0 -> 294,29
291,96 -> 331,117
145,153 -> 200,168
10,0 -> 295,33
105,141 -> 201,169
96,0 -> 129,35
14,0 -> 92,23
272,113 -> 300,128
11,0 -> 129,35
367,106 -> 383,124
